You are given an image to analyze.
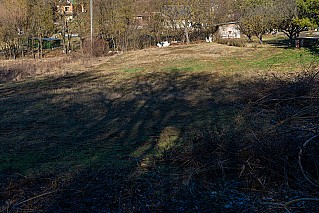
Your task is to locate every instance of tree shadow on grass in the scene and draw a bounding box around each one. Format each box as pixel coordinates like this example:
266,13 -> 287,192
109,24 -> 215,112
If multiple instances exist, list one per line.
265,38 -> 292,49
265,37 -> 319,55
304,46 -> 319,56
1,69 -> 319,212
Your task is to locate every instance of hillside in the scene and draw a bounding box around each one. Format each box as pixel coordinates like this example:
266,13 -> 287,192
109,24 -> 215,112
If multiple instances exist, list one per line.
1,42 -> 319,212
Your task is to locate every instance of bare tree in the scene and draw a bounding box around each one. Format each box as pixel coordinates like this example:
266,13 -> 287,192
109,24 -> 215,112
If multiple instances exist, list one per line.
236,0 -> 277,43
0,0 -> 28,59
95,0 -> 139,51
161,0 -> 214,44
26,0 -> 55,58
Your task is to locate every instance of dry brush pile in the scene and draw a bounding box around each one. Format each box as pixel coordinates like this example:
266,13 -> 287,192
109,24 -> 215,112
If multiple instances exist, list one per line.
0,56 -> 85,83
237,68 -> 319,188
148,67 -> 319,211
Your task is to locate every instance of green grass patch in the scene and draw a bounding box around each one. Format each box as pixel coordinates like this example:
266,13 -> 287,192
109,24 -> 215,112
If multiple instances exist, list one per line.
212,47 -> 319,73
162,59 -> 212,73
122,67 -> 144,73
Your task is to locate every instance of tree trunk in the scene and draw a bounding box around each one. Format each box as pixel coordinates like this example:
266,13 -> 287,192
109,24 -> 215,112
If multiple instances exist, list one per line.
184,27 -> 190,44
40,35 -> 43,58
258,34 -> 263,44
289,35 -> 294,47
112,36 -> 116,51
32,36 -> 36,59
21,44 -> 24,58
63,21 -> 68,54
80,37 -> 83,56
38,36 -> 43,59
37,40 -> 40,58
19,37 -> 24,58
8,43 -> 12,59
12,43 -> 17,59
67,33 -> 71,53
14,44 -> 17,59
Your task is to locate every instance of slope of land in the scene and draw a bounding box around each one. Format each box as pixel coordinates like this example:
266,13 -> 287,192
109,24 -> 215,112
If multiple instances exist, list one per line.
1,42 -> 319,212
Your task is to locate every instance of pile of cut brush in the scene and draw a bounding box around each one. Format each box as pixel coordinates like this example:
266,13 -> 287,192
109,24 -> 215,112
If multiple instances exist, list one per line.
154,67 -> 319,212
235,67 -> 319,211
0,57 -> 76,83
238,67 -> 319,188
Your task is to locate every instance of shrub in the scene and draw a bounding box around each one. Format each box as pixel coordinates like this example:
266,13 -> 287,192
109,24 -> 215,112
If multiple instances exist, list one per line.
82,37 -> 108,57
216,38 -> 247,47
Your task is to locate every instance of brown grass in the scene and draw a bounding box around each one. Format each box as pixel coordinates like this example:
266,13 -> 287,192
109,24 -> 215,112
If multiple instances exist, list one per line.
1,42 -> 319,212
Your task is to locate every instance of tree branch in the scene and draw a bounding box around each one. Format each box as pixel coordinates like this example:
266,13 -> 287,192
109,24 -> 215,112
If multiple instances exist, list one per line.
299,135 -> 319,187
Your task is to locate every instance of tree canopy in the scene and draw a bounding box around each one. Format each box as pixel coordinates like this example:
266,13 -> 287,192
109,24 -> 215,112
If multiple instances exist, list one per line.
0,0 -> 318,58
275,0 -> 318,44
234,0 -> 319,44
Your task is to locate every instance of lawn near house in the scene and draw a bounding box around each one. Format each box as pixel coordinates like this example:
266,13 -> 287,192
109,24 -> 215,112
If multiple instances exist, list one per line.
1,42 -> 319,212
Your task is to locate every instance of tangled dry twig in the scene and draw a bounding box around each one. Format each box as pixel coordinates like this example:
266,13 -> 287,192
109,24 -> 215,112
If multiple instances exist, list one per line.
299,135 -> 319,187
3,191 -> 57,213
262,197 -> 319,212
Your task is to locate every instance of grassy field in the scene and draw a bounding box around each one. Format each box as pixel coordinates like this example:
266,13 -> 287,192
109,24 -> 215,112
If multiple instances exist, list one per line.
1,42 -> 319,212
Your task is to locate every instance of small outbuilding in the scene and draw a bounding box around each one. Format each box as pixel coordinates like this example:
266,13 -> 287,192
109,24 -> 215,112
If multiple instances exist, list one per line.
216,22 -> 241,39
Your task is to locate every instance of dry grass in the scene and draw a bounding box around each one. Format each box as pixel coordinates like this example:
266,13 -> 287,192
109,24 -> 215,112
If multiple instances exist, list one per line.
1,42 -> 319,212
1,42 -> 317,83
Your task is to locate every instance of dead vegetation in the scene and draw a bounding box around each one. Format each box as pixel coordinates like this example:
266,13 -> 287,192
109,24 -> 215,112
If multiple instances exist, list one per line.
0,51 -> 106,83
1,43 -> 319,212
0,57 -> 75,83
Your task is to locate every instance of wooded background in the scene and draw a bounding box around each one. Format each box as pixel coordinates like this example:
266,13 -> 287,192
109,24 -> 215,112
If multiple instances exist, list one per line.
0,0 -> 318,58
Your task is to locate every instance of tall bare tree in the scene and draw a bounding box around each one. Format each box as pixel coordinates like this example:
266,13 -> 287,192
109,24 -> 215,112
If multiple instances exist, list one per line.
161,0 -> 214,43
0,0 -> 28,59
26,0 -> 55,58
95,0 -> 138,51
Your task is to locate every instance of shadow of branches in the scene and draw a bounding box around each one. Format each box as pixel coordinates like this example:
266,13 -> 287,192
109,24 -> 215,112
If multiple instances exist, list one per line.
265,38 -> 319,56
1,67 -> 319,212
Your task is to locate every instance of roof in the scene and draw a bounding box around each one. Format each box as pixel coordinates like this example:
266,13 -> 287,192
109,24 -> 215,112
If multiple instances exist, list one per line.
215,21 -> 239,26
297,37 -> 319,39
